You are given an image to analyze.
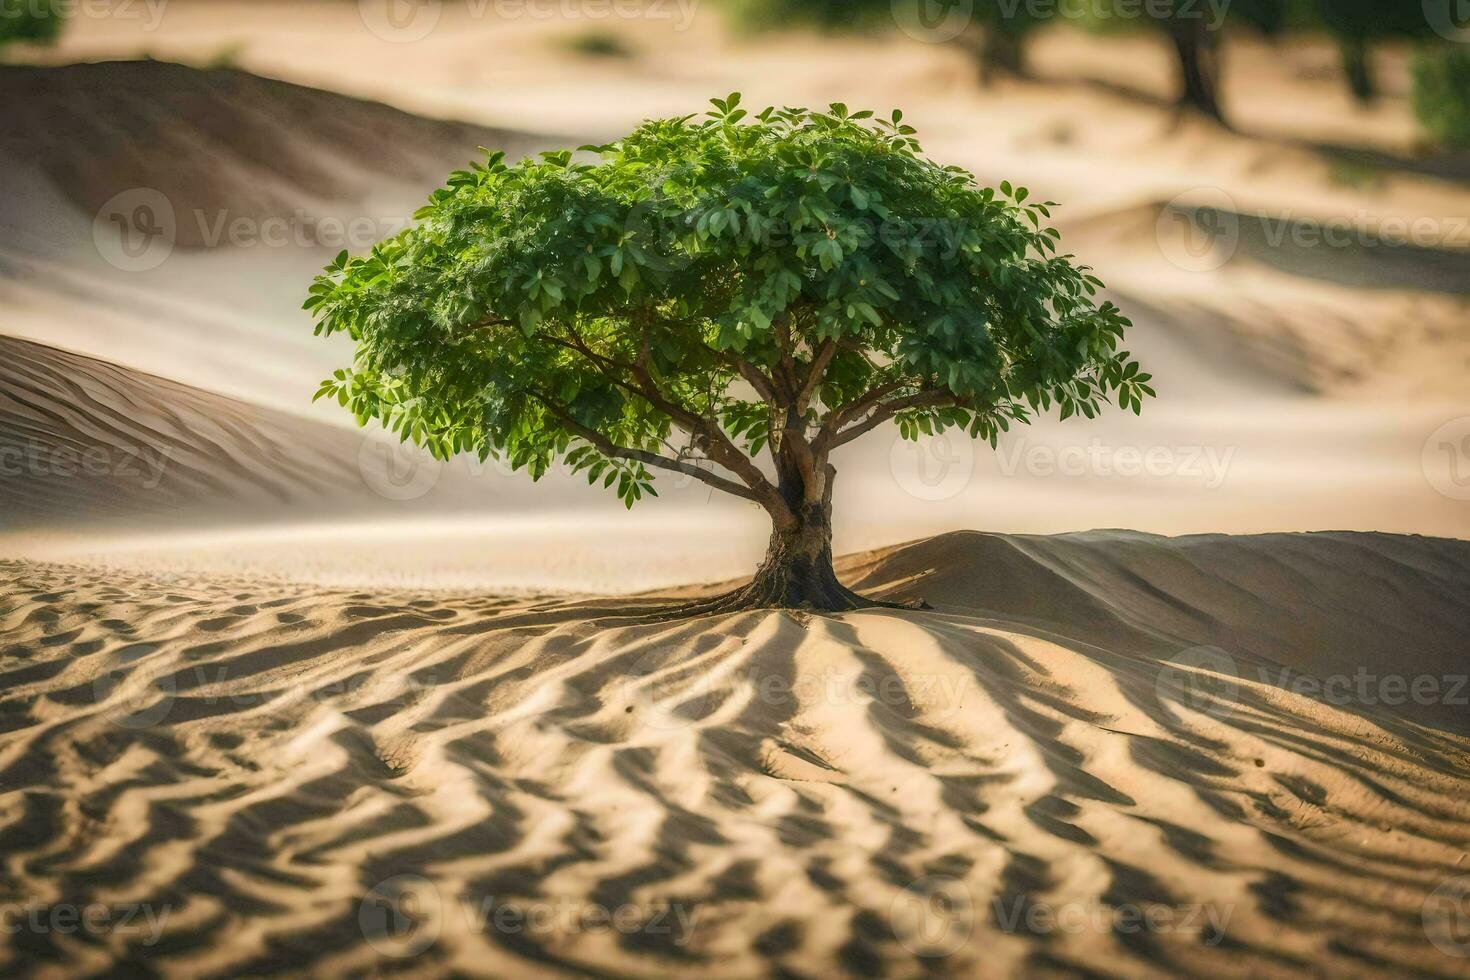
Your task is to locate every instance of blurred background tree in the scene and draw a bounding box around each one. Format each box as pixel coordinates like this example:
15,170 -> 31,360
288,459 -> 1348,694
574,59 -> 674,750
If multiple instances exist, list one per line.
0,0 -> 65,52
726,0 -> 1051,84
1413,46 -> 1470,150
1312,0 -> 1434,104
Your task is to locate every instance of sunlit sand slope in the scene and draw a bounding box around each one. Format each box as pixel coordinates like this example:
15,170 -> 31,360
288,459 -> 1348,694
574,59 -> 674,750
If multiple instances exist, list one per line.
2,531 -> 1467,978
0,60 -> 548,249
0,336 -> 369,530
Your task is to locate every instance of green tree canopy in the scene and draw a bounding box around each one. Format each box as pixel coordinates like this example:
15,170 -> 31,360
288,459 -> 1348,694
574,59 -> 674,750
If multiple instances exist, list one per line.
307,96 -> 1150,610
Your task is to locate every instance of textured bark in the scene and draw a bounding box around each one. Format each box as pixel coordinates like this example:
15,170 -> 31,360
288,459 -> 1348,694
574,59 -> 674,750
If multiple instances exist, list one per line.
671,459 -> 910,615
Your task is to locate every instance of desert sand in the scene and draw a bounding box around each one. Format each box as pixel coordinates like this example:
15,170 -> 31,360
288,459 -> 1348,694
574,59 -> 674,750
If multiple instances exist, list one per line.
2,2 -> 1469,976
2,531 -> 1469,977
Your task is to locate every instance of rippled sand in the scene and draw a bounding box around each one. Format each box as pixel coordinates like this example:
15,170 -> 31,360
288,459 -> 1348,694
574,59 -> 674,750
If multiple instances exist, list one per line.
3,531 -> 1468,977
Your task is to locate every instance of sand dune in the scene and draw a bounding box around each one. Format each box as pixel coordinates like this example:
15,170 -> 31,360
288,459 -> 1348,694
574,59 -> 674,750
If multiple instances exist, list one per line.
1,531 -> 1468,977
0,336 -> 372,530
0,61 -> 552,417
0,60 -> 550,250
1,15 -> 1466,980
1062,199 -> 1470,396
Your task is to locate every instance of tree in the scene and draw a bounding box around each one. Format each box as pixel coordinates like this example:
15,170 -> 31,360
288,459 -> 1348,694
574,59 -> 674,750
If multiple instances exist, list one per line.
972,2 -> 1049,82
1413,46 -> 1470,150
1160,5 -> 1226,121
0,0 -> 65,50
1313,0 -> 1435,104
306,97 -> 1151,612
1071,0 -> 1293,125
1068,0 -> 1270,124
728,0 -> 1051,84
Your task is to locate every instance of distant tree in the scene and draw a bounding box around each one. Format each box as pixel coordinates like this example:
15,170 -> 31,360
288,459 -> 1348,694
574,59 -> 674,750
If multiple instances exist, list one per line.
728,0 -> 1051,84
1413,46 -> 1470,149
1077,0 -> 1292,124
1158,2 -> 1227,121
1312,0 -> 1434,104
0,0 -> 64,49
1228,0 -> 1291,38
306,97 -> 1150,611
970,1 -> 1052,82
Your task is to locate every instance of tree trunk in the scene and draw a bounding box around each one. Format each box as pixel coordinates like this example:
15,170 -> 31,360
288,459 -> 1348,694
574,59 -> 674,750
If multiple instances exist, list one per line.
1339,36 -> 1375,104
977,29 -> 1026,86
1168,19 -> 1225,124
737,503 -> 864,610
673,459 -> 898,614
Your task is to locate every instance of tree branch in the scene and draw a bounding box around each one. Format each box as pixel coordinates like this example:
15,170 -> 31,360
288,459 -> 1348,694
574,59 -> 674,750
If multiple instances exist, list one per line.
569,327 -> 785,498
527,389 -> 760,501
795,338 -> 837,416
533,326 -> 792,521
826,389 -> 962,450
813,377 -> 908,453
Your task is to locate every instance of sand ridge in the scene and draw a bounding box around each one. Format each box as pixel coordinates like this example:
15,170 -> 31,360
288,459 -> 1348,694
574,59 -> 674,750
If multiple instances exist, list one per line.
2,531 -> 1468,977
0,336 -> 379,531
